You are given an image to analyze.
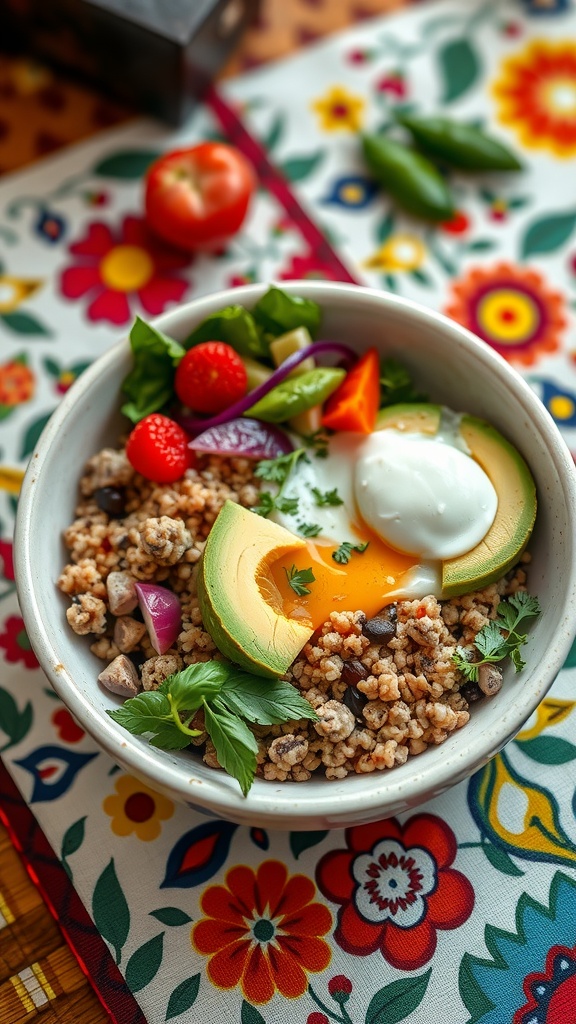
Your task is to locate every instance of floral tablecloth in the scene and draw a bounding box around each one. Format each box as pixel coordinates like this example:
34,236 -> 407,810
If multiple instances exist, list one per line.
2,1 -> 576,1022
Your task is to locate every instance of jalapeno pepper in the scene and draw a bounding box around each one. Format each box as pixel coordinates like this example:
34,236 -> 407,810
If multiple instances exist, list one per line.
362,134 -> 455,222
398,115 -> 522,172
245,366 -> 345,423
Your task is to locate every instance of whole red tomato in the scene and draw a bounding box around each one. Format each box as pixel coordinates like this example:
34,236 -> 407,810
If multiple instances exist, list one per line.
144,142 -> 256,252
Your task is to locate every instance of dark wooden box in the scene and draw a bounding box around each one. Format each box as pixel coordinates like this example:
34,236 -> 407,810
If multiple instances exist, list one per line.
0,0 -> 260,123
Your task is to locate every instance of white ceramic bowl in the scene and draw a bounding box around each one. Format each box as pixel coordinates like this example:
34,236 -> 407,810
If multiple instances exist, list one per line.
15,282 -> 576,830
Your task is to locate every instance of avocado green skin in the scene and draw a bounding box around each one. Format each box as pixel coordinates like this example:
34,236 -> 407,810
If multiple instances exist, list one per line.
197,565 -> 280,678
362,134 -> 455,222
399,115 -> 522,172
374,403 -> 537,599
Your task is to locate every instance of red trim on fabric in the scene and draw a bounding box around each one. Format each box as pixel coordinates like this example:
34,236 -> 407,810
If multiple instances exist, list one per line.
205,85 -> 360,286
0,759 -> 147,1024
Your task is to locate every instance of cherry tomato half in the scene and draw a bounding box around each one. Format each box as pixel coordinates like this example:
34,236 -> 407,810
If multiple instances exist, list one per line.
144,142 -> 256,252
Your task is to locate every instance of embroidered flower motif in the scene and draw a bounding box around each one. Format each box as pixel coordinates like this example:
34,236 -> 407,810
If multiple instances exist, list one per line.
311,85 -> 366,132
0,615 -> 38,669
440,210 -> 471,236
0,356 -> 35,410
35,209 -> 66,244
364,234 -> 426,273
316,814 -> 474,971
322,174 -> 379,210
444,262 -> 567,366
279,252 -> 342,281
192,859 -> 332,1004
0,275 -> 42,313
60,214 -> 190,325
376,71 -> 408,99
0,539 -> 14,581
102,774 -> 174,840
51,708 -> 85,743
460,872 -> 576,1023
493,40 -> 576,157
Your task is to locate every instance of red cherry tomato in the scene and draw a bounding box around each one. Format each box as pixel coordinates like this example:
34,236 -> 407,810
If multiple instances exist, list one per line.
144,142 -> 256,252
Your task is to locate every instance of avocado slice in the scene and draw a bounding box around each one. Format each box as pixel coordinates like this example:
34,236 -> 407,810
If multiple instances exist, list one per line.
375,404 -> 537,598
197,500 -> 314,678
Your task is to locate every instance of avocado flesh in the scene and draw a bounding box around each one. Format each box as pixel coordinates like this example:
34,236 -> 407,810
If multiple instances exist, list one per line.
197,500 -> 314,678
375,404 -> 537,599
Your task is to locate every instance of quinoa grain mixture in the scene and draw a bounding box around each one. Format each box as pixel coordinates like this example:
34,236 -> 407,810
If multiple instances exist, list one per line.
58,445 -> 530,783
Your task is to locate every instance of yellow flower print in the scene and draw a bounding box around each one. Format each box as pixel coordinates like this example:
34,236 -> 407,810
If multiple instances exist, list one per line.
364,234 -> 426,273
493,40 -> 576,157
516,697 -> 576,742
103,774 -> 174,841
0,276 -> 42,314
311,85 -> 366,132
0,467 -> 24,495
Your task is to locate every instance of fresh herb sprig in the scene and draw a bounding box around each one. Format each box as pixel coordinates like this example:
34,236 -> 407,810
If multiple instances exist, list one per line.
453,591 -> 541,682
332,540 -> 369,565
284,564 -> 316,596
107,661 -> 318,796
300,429 -> 330,458
253,448 -> 309,519
312,487 -> 343,507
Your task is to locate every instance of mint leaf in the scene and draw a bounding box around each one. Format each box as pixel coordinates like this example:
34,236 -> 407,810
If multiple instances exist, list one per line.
121,316 -> 185,423
107,694 -> 191,750
285,565 -> 315,596
312,486 -> 343,507
218,677 -> 318,726
159,661 -> 227,711
203,703 -> 258,797
332,540 -> 369,565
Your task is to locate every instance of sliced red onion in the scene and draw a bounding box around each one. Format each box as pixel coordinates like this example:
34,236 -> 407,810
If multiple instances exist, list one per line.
135,583 -> 181,656
175,340 -> 357,434
189,417 -> 293,459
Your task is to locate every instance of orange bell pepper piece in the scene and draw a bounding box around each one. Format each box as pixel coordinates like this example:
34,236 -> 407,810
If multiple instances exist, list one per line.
321,347 -> 380,434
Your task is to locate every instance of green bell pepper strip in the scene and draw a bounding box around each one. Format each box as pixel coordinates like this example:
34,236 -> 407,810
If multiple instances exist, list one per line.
398,115 -> 522,172
245,367 -> 345,423
362,134 -> 455,222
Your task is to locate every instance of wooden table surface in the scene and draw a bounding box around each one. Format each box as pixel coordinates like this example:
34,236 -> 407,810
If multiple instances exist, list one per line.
0,1 -> 408,1020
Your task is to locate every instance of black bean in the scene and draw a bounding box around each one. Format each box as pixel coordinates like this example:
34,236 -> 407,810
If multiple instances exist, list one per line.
94,486 -> 126,517
341,659 -> 369,688
342,686 -> 367,722
460,680 -> 483,704
362,615 -> 396,644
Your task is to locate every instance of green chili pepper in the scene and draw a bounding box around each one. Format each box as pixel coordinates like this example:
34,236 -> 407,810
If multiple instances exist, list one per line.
398,115 -> 522,172
362,134 -> 455,222
245,367 -> 345,423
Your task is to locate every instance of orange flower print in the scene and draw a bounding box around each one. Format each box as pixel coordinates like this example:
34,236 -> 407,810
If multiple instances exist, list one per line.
0,356 -> 35,411
103,774 -> 174,840
192,860 -> 332,1004
493,40 -> 576,157
444,262 -> 567,367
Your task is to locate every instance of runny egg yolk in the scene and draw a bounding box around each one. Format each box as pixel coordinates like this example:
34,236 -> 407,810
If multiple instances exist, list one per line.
267,527 -> 418,629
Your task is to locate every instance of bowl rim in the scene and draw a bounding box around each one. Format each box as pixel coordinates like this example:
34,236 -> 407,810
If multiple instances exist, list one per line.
14,280 -> 576,825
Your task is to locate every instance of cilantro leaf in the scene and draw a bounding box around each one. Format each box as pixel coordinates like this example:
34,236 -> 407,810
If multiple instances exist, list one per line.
203,702 -> 258,797
252,492 -> 298,518
299,521 -> 322,537
107,693 -> 191,750
217,677 -> 318,726
275,495 -> 299,515
332,540 -> 369,565
284,564 -> 316,596
452,591 -> 540,681
312,487 -> 343,507
379,357 -> 426,408
255,448 -> 308,486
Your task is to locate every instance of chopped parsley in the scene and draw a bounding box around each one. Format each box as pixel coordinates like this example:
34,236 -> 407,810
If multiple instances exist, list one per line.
284,565 -> 316,596
253,448 -> 308,519
380,357 -> 427,407
452,592 -> 541,681
298,522 -> 322,538
312,486 -> 343,507
332,540 -> 369,565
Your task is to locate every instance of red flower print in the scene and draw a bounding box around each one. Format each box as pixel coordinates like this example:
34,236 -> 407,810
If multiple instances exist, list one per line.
60,214 -> 191,325
52,708 -> 85,743
279,252 -> 341,282
0,539 -> 14,581
192,859 -> 332,1004
440,210 -> 471,236
0,615 -> 38,669
316,814 -> 474,972
376,72 -> 407,99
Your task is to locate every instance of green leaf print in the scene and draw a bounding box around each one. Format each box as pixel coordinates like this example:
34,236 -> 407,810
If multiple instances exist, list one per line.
0,688 -> 33,752
1,311 -> 52,336
482,841 -> 524,877
61,816 -> 87,879
149,907 -> 192,926
279,152 -> 324,182
365,969 -> 432,1024
92,859 -> 130,964
263,112 -> 285,152
290,831 -> 329,859
166,974 -> 201,1020
521,209 -> 576,258
125,932 -> 165,992
20,411 -> 54,460
241,1002 -> 267,1024
93,150 -> 161,178
516,735 -> 576,765
438,38 -> 480,103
